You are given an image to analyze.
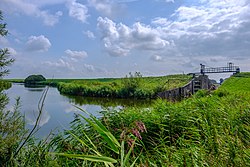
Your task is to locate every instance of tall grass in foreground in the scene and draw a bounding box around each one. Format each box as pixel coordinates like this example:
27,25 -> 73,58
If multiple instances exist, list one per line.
47,88 -> 249,166
52,107 -> 140,167
2,73 -> 250,166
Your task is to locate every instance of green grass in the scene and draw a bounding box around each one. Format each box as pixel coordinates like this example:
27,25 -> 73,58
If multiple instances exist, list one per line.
42,73 -> 249,166
6,74 -> 192,99
219,72 -> 250,94
2,73 -> 250,166
55,74 -> 191,99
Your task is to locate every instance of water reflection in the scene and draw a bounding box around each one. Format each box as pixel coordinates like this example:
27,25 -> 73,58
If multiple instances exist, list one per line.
65,95 -> 153,108
25,88 -> 45,92
6,84 -> 153,138
24,84 -> 46,88
25,109 -> 50,126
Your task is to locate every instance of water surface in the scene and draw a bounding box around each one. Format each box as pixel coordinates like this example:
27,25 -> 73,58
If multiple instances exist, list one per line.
6,83 -> 152,138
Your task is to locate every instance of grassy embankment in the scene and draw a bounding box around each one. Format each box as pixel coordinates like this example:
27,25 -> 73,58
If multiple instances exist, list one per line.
3,72 -> 249,166
7,74 -> 192,99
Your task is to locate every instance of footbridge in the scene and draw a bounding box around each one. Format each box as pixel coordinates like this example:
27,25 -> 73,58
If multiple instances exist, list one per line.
200,62 -> 240,74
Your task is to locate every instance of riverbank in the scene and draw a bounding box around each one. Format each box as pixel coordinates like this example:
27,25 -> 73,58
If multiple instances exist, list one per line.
7,74 -> 192,99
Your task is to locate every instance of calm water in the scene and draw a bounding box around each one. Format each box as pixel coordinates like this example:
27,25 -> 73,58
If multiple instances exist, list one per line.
6,83 -> 151,138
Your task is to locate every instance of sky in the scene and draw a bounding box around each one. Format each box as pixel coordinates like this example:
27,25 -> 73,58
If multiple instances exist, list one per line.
0,0 -> 250,79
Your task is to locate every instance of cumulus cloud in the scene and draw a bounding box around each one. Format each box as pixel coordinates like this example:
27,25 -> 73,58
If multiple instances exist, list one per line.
65,49 -> 88,59
26,35 -> 51,52
42,49 -> 90,76
165,0 -> 250,59
97,17 -> 170,57
0,0 -> 62,26
67,0 -> 89,23
97,0 -> 250,63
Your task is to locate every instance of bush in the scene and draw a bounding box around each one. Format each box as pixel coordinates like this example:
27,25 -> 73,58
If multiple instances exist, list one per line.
24,75 -> 46,84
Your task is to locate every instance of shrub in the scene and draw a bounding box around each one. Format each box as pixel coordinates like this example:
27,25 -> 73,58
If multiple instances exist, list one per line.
24,75 -> 46,84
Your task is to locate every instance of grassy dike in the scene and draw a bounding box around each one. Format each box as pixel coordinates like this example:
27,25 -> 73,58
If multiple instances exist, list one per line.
3,73 -> 250,166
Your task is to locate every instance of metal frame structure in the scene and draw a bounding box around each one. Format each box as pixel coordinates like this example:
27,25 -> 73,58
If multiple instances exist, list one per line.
200,62 -> 240,75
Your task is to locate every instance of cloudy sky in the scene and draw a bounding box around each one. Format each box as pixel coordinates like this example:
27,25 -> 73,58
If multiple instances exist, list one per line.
1,0 -> 250,79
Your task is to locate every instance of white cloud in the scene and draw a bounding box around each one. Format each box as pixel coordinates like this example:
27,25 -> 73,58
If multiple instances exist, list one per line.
67,0 -> 89,23
97,0 -> 250,70
43,58 -> 75,71
26,35 -> 51,52
83,30 -> 96,39
151,17 -> 170,26
40,11 -> 63,26
97,17 -> 170,57
0,0 -> 62,26
165,0 -> 250,59
65,49 -> 88,59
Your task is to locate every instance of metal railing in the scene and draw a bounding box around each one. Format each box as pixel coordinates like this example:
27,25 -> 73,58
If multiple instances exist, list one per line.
200,63 -> 240,74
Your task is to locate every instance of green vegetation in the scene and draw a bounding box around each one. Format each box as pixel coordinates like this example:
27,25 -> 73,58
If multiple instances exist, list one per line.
57,73 -> 191,99
218,72 -> 250,94
45,74 -> 249,166
0,12 -> 14,78
3,72 -> 249,166
0,10 -> 26,166
7,73 -> 191,99
24,74 -> 46,85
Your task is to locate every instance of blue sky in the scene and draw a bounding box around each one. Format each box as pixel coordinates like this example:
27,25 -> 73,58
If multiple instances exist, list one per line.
1,0 -> 250,79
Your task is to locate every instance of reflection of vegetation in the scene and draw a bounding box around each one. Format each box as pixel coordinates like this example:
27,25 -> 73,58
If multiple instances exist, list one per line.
24,84 -> 46,91
66,95 -> 153,108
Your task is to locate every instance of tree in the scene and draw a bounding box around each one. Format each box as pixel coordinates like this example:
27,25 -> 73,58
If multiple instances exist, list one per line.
0,11 -> 14,78
0,11 -> 25,166
24,74 -> 46,84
